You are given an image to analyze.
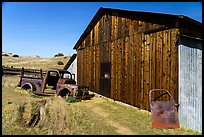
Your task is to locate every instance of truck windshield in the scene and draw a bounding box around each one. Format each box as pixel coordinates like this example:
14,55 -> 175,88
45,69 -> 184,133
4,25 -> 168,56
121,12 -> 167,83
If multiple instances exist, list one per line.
60,71 -> 72,79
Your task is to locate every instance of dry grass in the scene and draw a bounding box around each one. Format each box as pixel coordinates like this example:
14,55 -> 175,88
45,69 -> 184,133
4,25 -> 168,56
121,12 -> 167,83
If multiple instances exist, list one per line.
97,100 -> 201,135
2,54 -> 70,70
2,76 -> 117,135
2,76 -> 201,135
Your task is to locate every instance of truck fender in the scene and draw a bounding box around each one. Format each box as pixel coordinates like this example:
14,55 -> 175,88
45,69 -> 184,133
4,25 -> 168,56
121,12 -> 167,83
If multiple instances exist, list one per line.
21,82 -> 36,92
57,88 -> 71,98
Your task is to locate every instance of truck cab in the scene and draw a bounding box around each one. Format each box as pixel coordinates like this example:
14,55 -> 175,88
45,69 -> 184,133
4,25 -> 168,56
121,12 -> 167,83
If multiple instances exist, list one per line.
41,68 -> 77,97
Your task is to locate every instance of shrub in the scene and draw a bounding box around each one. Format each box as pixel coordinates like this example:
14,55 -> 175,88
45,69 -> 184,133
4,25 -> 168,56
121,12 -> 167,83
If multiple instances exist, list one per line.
57,61 -> 64,65
34,55 -> 40,58
54,53 -> 64,57
12,54 -> 19,57
2,53 -> 9,57
16,103 -> 25,124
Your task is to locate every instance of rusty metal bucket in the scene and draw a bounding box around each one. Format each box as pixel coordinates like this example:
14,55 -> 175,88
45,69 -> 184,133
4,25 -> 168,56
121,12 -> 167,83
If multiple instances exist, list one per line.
149,89 -> 180,128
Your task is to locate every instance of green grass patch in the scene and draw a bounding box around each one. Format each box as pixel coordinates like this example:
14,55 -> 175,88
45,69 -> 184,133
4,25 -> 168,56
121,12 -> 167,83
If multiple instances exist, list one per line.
16,103 -> 26,125
31,94 -> 43,98
65,96 -> 81,103
98,101 -> 201,135
67,105 -> 118,135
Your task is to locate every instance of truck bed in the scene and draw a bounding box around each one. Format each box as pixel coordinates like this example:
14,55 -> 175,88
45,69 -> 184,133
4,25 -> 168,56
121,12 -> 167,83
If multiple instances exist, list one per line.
33,90 -> 55,96
18,76 -> 43,92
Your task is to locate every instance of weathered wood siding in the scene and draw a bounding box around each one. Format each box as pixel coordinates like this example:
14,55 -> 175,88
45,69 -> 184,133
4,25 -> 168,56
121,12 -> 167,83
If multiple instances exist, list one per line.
178,38 -> 202,132
77,14 -> 179,111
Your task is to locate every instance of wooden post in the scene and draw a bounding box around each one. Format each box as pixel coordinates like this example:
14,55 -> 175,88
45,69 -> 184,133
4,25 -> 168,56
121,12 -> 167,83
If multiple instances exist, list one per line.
40,69 -> 42,78
21,67 -> 24,77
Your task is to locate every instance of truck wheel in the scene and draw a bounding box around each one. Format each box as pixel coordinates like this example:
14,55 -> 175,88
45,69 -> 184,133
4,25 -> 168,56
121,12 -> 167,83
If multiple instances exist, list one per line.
59,89 -> 70,98
22,83 -> 36,92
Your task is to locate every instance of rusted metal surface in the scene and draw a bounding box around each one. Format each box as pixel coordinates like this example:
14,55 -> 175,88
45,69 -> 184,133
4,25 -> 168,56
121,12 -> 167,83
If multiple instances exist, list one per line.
56,83 -> 77,96
18,68 -> 78,98
19,77 -> 43,92
149,89 -> 180,128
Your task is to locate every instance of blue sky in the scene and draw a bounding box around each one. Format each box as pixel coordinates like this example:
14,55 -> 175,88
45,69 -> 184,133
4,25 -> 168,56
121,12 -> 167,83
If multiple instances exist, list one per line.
2,2 -> 202,58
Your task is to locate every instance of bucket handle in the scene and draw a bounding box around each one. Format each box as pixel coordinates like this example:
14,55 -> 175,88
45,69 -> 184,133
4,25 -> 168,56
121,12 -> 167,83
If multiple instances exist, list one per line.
149,89 -> 175,104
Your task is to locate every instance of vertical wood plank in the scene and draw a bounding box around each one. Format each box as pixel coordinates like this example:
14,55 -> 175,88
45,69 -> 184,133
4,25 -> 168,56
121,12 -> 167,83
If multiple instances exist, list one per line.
166,29 -> 171,95
129,19 -> 134,105
162,30 -> 168,100
158,31 -> 163,101
160,31 -> 165,101
115,16 -> 118,100
118,38 -> 122,101
118,17 -> 122,39
85,43 -> 87,87
96,44 -> 99,93
133,33 -> 137,107
93,27 -> 96,91
121,17 -> 126,38
111,40 -> 115,98
124,37 -> 128,103
149,33 -> 152,105
155,32 -> 160,100
108,14 -> 112,42
169,29 -> 174,99
143,34 -> 147,110
95,21 -> 99,93
121,37 -> 125,102
126,18 -> 130,104
111,16 -> 115,42
150,33 -> 156,102
136,32 -> 141,108
140,33 -> 144,109
146,34 -> 150,110
171,28 -> 179,103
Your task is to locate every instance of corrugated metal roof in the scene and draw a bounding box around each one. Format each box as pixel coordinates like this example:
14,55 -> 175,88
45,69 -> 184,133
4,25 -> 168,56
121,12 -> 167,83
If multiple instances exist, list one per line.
73,7 -> 202,50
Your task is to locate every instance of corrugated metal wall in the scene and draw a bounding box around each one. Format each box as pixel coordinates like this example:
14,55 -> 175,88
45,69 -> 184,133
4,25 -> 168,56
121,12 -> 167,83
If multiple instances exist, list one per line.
178,38 -> 202,133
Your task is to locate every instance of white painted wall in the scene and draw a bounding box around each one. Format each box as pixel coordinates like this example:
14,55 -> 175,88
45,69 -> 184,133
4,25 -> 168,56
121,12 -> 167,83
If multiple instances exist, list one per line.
67,56 -> 77,84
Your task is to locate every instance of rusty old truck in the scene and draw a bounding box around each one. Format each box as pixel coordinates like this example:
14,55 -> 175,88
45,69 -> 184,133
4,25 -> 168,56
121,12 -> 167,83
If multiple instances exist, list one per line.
18,68 -> 77,98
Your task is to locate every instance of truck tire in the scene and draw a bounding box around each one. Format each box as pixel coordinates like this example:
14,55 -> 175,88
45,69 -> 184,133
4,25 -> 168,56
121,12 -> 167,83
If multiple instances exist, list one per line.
21,83 -> 36,92
58,89 -> 70,98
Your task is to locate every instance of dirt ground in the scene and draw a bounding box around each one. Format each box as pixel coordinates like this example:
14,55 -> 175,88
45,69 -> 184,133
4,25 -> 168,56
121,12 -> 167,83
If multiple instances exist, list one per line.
74,96 -> 135,135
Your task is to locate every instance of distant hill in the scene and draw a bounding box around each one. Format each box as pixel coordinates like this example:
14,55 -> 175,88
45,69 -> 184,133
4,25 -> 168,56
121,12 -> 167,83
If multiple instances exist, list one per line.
2,52 -> 71,70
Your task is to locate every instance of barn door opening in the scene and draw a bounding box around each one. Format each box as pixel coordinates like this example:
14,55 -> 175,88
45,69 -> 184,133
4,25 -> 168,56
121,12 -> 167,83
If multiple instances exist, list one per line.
100,62 -> 111,97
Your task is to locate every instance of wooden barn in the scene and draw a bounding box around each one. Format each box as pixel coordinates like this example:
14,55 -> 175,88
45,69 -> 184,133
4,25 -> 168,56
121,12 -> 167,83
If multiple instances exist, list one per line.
73,8 -> 202,132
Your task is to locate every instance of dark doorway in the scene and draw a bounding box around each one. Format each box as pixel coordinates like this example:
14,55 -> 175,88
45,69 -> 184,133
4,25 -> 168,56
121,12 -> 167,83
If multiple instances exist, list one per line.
100,62 -> 111,97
